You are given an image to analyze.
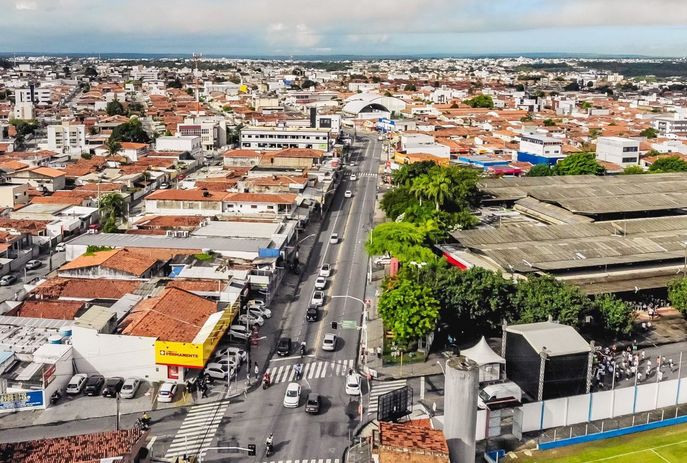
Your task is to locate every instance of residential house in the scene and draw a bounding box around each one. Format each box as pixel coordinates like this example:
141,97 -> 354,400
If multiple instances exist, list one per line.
223,192 -> 297,218
145,189 -> 226,217
6,166 -> 67,192
57,248 -> 167,280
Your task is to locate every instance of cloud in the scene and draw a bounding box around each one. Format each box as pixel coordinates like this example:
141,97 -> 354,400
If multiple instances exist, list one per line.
14,1 -> 37,10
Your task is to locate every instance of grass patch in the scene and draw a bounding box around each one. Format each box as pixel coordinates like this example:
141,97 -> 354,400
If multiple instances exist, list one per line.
194,252 -> 214,262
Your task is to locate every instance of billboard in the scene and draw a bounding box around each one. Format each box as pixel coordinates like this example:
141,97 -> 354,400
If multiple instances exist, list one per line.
0,390 -> 44,411
376,118 -> 396,133
155,341 -> 204,368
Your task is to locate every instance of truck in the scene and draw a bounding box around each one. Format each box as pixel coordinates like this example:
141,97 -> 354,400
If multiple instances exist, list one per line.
477,381 -> 522,409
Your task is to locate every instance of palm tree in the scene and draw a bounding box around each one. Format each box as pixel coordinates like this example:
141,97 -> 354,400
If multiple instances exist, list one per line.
98,193 -> 126,233
409,175 -> 431,206
425,170 -> 453,210
104,137 -> 122,156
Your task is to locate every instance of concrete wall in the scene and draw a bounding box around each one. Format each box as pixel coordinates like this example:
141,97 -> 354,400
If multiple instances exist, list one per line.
71,326 -> 163,382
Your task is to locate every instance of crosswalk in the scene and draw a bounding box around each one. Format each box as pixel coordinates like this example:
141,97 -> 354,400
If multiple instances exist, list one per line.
266,359 -> 355,384
164,400 -> 230,459
357,172 -> 378,178
262,459 -> 340,463
367,379 -> 407,415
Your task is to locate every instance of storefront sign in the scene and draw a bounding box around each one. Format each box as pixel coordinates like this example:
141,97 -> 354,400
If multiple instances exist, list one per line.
155,341 -> 204,368
0,390 -> 44,411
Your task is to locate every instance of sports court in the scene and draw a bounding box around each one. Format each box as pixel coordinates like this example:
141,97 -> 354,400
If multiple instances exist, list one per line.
512,423 -> 687,463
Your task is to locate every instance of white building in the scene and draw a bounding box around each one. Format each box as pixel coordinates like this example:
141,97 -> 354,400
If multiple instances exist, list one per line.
155,135 -> 202,158
15,86 -> 52,105
177,116 -> 227,151
595,137 -> 640,167
653,117 -> 687,136
13,102 -> 34,120
519,134 -> 563,157
400,134 -> 450,159
240,126 -> 330,151
47,123 -> 86,154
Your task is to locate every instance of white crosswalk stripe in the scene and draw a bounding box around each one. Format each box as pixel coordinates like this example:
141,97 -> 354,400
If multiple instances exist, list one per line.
164,400 -> 230,458
357,172 -> 378,177
367,379 -> 407,414
266,359 -> 355,384
262,459 -> 339,463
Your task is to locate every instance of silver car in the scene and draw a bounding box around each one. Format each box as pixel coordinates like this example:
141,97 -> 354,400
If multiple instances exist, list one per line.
322,333 -> 337,352
120,377 -> 141,399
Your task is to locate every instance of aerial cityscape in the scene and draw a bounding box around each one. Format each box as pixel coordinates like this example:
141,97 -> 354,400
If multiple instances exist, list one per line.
3,2 -> 687,463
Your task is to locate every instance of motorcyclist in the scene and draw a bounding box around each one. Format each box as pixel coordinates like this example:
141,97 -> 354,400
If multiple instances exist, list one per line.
265,433 -> 274,454
294,363 -> 303,380
300,341 -> 306,356
141,411 -> 151,426
262,372 -> 271,388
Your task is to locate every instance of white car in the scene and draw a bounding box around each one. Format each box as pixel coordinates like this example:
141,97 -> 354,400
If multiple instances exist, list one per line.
329,233 -> 339,244
247,299 -> 266,310
322,333 -> 337,352
319,264 -> 332,278
345,373 -> 361,396
314,276 -> 327,290
344,190 -> 352,198
209,356 -> 238,370
215,346 -> 247,364
228,324 -> 251,340
283,382 -> 301,408
373,255 -> 392,266
350,174 -> 357,181
157,382 -> 177,403
248,306 -> 272,319
66,373 -> 88,395
55,242 -> 66,252
204,365 -> 231,380
120,377 -> 141,399
239,313 -> 265,327
311,291 -> 325,307
26,259 -> 41,270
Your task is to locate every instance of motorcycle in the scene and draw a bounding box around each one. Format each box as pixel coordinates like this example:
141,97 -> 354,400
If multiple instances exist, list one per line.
265,443 -> 273,457
299,342 -> 306,356
136,418 -> 150,431
262,374 -> 271,390
50,390 -> 61,405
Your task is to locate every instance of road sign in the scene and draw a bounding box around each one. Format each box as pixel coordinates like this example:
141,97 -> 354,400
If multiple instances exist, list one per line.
342,320 -> 358,330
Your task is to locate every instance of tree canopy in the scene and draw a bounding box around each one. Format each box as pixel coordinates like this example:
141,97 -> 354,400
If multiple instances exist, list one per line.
463,94 -> 494,108
527,164 -> 554,177
553,152 -> 605,176
648,156 -> 687,173
98,193 -> 126,233
378,279 -> 440,347
106,99 -> 126,116
511,275 -> 590,327
668,277 -> 687,315
640,127 -> 658,139
594,294 -> 635,336
622,165 -> 645,175
366,221 -> 437,263
110,118 -> 150,144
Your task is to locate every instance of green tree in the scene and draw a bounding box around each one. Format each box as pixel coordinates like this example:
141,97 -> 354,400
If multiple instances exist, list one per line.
527,164 -> 554,177
668,277 -> 687,315
380,187 -> 416,220
410,166 -> 479,212
543,119 -> 556,127
640,127 -> 658,139
366,222 -> 437,263
580,101 -> 592,110
106,99 -> 126,116
110,118 -> 150,143
436,267 -> 515,336
553,152 -> 605,176
127,101 -> 145,115
405,83 -> 417,91
104,138 -> 122,156
594,294 -> 635,336
511,275 -> 590,327
463,94 -> 494,108
622,165 -> 645,175
392,161 -> 437,186
648,156 -> 687,173
564,81 -> 580,91
98,193 -> 126,233
378,279 -> 440,347
84,66 -> 98,77
167,78 -> 183,88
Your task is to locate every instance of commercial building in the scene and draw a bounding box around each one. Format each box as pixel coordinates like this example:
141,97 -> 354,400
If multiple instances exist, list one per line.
595,136 -> 640,167
155,135 -> 202,158
516,133 -> 564,165
177,116 -> 227,151
240,126 -> 331,151
46,123 -> 87,155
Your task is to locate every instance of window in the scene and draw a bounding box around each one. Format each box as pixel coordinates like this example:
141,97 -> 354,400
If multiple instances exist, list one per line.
622,157 -> 638,163
251,205 -> 258,209
622,146 -> 638,152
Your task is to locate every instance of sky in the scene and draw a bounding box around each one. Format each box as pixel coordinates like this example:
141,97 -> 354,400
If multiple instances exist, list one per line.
2,0 -> 687,56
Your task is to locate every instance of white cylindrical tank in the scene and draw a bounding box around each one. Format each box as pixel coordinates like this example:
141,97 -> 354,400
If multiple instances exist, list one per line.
443,356 -> 479,463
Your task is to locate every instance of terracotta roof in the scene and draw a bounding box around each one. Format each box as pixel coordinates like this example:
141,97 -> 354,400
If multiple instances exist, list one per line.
194,179 -> 238,191
223,149 -> 263,158
31,277 -> 140,300
29,166 -> 66,178
120,287 -> 218,341
0,428 -> 144,463
119,142 -> 148,150
167,279 -> 223,292
223,192 -> 297,204
13,300 -> 85,320
268,148 -> 325,159
0,218 -> 50,234
379,421 -> 448,454
60,249 -> 160,277
134,215 -> 206,229
146,189 -> 228,202
31,195 -> 85,206
0,160 -> 30,171
249,175 -> 308,187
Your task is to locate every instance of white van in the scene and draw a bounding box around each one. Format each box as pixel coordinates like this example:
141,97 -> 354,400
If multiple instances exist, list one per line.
477,382 -> 522,409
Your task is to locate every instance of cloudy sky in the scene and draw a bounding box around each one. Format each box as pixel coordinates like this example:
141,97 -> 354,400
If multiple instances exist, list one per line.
3,0 -> 687,56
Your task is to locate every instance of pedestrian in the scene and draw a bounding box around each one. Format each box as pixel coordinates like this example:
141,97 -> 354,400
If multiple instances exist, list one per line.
646,365 -> 651,377
641,350 -> 646,361
647,359 -> 652,371
254,362 -> 259,379
658,370 -> 664,382
201,383 -> 208,398
632,340 -> 638,353
637,371 -> 644,382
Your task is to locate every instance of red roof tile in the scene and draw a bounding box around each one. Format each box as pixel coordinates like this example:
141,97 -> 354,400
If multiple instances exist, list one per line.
31,277 -> 140,300
13,300 -> 85,320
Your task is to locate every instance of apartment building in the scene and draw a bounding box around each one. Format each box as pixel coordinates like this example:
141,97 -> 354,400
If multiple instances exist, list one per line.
177,116 -> 227,151
240,126 -> 330,151
517,133 -> 564,165
14,85 -> 52,105
47,122 -> 87,154
653,117 -> 687,136
595,137 -> 640,167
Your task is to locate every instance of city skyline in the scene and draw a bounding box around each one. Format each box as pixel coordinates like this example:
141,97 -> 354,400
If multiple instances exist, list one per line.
2,0 -> 687,56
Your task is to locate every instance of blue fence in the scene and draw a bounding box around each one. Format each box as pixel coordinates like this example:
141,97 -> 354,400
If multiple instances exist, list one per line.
538,414 -> 687,450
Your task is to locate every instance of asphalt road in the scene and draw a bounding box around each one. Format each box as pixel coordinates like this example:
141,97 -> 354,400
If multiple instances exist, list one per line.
0,252 -> 66,302
183,134 -> 383,462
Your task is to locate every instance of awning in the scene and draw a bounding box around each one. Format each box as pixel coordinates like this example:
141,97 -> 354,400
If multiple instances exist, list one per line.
462,337 -> 505,366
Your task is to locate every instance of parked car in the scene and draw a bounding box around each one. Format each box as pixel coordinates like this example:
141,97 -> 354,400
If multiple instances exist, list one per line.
350,174 -> 357,181
159,183 -> 170,189
277,337 -> 291,356
319,264 -> 332,278
205,364 -> 230,380
314,276 -> 327,290
215,346 -> 247,364
66,374 -> 88,395
83,375 -> 105,396
120,377 -> 141,399
306,307 -> 318,322
248,305 -> 272,319
329,233 -> 339,244
55,242 -> 66,252
344,190 -> 352,198
310,291 -> 325,308
373,255 -> 392,266
305,393 -> 321,414
209,357 -> 238,371
25,260 -> 41,270
102,377 -> 124,398
0,275 -> 17,286
247,299 -> 266,310
322,333 -> 337,352
157,382 -> 177,403
239,313 -> 265,327
283,382 -> 301,408
345,373 -> 361,396
228,324 -> 251,340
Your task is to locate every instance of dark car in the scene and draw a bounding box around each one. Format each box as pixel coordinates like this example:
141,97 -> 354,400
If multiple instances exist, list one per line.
277,337 -> 291,356
306,307 -> 318,322
83,375 -> 105,396
305,393 -> 320,414
102,377 -> 124,398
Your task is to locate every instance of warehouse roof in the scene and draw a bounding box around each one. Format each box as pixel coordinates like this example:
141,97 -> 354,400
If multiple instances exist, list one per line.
507,322 -> 590,357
